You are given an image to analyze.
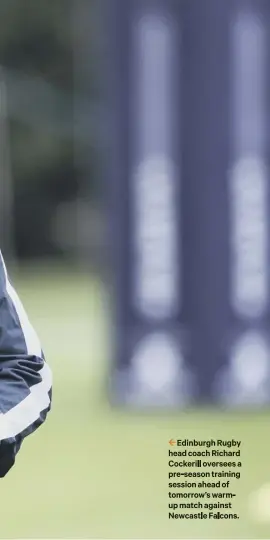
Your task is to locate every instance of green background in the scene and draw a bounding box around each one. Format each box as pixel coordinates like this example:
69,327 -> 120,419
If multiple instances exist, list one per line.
0,264 -> 268,539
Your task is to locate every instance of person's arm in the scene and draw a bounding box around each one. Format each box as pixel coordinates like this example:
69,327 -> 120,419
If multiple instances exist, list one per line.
0,251 -> 52,477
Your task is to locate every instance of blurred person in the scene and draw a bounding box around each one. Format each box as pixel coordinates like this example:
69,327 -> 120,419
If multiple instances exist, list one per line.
0,251 -> 52,477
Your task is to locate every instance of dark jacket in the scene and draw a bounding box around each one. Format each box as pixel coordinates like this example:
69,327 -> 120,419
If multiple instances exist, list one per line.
0,251 -> 52,476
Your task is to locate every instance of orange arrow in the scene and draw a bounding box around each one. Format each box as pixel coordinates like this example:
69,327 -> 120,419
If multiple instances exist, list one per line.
169,438 -> 176,446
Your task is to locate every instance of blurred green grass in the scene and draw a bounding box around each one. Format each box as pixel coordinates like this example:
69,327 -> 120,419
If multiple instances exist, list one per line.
0,262 -> 269,539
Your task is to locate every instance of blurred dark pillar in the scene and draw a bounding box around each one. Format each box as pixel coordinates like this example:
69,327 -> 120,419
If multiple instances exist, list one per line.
212,0 -> 270,406
183,0 -> 270,406
182,0 -> 231,402
106,0 -> 195,407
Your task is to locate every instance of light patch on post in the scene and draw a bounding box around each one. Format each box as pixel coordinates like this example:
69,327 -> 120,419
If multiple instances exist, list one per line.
129,332 -> 182,405
131,12 -> 179,321
133,155 -> 178,320
230,156 -> 268,318
214,330 -> 270,405
230,11 -> 268,319
230,331 -> 269,393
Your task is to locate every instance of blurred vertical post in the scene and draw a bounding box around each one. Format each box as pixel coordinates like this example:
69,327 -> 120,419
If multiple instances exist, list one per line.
181,0 -> 231,403
214,0 -> 270,405
106,0 -> 195,407
0,67 -> 16,265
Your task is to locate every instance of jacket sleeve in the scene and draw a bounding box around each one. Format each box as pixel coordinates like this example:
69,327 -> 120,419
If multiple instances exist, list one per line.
0,251 -> 52,477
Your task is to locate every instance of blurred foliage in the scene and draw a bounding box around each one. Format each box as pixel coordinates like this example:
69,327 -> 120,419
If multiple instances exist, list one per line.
0,0 -> 101,258
0,0 -> 72,89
